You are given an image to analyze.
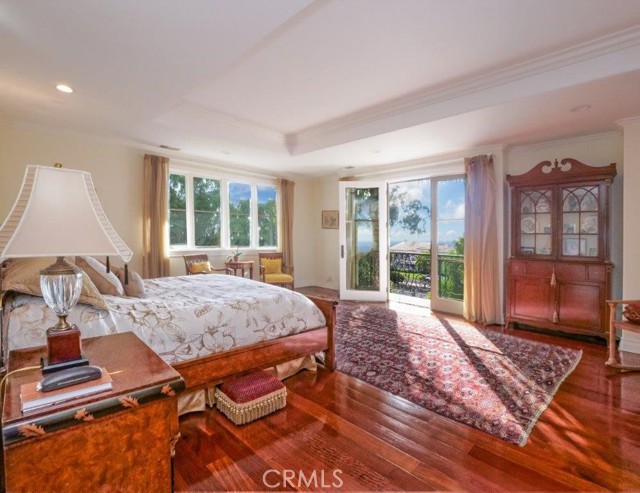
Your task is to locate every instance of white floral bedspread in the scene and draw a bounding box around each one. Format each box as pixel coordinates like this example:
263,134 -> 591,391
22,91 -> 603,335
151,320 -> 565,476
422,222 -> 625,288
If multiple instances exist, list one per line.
4,275 -> 326,364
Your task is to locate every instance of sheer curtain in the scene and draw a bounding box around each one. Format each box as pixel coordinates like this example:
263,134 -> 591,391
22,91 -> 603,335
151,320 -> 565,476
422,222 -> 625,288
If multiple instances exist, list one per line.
279,179 -> 295,271
463,154 -> 500,324
142,154 -> 170,279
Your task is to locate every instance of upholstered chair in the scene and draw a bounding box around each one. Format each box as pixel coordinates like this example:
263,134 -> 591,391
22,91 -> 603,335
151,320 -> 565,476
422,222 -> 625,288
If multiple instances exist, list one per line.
183,254 -> 231,275
258,252 -> 294,289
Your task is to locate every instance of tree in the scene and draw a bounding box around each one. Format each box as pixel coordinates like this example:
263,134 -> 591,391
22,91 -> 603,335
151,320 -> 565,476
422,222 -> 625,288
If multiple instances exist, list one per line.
258,198 -> 277,246
169,174 -> 187,245
389,185 -> 431,235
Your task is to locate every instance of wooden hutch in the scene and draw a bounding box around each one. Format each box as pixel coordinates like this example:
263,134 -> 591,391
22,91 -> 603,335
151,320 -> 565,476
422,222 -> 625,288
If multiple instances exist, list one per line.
505,158 -> 616,340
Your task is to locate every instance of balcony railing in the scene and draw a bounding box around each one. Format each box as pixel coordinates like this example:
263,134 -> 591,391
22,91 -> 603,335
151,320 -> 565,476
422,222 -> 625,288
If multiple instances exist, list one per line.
389,251 -> 464,301
390,251 -> 431,298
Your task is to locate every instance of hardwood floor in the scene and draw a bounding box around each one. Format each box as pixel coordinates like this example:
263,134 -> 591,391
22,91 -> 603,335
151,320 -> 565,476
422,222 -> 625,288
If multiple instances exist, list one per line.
175,291 -> 640,492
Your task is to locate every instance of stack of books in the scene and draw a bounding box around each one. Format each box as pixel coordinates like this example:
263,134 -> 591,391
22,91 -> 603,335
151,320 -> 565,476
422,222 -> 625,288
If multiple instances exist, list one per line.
20,368 -> 113,412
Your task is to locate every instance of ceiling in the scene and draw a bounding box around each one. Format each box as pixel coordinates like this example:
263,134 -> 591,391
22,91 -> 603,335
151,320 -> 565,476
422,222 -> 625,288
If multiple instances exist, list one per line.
2,0 -> 640,176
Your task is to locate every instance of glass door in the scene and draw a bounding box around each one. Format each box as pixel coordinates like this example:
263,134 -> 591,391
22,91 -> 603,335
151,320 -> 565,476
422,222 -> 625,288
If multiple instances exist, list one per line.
339,182 -> 388,301
388,179 -> 432,307
430,176 -> 466,315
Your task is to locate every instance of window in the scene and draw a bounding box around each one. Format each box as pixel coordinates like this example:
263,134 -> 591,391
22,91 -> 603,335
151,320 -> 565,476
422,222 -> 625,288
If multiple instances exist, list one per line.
258,185 -> 277,247
229,182 -> 251,247
169,174 -> 187,246
193,177 -> 221,247
169,171 -> 278,251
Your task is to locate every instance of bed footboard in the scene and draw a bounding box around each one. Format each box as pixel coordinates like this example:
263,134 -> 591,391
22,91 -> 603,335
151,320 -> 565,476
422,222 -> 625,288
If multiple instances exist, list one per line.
173,295 -> 337,390
306,295 -> 337,371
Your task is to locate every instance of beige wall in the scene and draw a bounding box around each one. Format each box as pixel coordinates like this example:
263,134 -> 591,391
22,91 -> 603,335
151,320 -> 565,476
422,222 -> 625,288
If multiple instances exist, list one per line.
0,123 -> 318,286
619,118 -> 640,352
0,124 -> 144,273
315,175 -> 341,289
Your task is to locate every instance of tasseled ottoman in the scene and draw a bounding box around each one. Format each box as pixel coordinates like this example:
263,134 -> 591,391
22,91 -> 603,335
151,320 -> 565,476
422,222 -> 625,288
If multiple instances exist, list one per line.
215,370 -> 287,425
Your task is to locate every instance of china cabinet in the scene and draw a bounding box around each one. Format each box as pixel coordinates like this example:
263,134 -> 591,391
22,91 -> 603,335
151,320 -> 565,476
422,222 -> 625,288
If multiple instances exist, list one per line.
505,158 -> 616,339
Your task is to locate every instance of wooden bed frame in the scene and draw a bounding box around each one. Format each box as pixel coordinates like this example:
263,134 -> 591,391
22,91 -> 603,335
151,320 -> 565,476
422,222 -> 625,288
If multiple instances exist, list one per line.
169,295 -> 336,390
0,271 -> 337,386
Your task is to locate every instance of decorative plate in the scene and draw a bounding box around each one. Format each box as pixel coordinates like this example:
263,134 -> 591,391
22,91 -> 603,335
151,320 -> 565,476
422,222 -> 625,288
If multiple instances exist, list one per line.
581,215 -> 598,234
581,194 -> 598,211
564,195 -> 579,212
521,217 -> 536,234
535,199 -> 550,213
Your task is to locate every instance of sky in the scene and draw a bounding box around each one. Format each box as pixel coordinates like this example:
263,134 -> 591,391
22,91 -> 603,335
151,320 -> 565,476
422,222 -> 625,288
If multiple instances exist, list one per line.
388,178 -> 465,247
228,183 -> 276,204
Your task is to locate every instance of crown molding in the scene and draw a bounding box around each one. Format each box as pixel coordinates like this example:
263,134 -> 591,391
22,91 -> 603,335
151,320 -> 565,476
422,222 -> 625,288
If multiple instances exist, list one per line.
161,101 -> 285,145
616,116 -> 640,128
287,25 -> 640,155
508,130 -> 621,152
4,119 -> 146,150
349,143 -> 505,179
2,118 -> 298,180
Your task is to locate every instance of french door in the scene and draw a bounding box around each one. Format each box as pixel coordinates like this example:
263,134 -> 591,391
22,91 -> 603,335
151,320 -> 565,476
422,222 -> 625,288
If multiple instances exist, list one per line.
430,176 -> 465,315
339,182 -> 388,301
387,176 -> 465,315
339,176 -> 464,314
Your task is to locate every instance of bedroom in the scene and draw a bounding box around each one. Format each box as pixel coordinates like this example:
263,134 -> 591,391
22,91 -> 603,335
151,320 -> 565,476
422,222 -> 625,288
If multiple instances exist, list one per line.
1,0 -> 640,491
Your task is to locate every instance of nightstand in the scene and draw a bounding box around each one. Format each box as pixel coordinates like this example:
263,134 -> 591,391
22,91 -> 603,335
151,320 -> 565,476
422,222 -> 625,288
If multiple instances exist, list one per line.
2,332 -> 185,492
224,260 -> 254,279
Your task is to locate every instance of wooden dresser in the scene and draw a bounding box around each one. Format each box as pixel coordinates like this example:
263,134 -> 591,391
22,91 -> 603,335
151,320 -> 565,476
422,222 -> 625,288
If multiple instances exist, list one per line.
2,333 -> 185,492
505,158 -> 616,339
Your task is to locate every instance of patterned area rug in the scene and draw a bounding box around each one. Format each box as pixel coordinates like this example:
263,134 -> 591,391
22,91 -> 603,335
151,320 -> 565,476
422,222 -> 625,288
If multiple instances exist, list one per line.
335,303 -> 582,446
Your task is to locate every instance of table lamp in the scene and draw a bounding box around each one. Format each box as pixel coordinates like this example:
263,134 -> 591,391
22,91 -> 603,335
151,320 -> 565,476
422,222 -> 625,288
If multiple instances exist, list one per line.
0,164 -> 132,372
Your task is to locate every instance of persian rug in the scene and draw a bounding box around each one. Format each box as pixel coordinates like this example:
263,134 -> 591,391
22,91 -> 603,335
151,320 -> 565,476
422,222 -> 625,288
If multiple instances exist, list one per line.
335,303 -> 582,446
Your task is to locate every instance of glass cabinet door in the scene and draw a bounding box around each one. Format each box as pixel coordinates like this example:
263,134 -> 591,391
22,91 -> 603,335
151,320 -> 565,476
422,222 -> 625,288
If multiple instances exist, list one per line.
561,185 -> 599,258
518,189 -> 553,256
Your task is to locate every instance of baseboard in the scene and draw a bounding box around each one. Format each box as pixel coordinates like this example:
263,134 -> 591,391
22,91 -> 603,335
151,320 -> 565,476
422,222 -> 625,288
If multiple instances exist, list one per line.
620,333 -> 640,354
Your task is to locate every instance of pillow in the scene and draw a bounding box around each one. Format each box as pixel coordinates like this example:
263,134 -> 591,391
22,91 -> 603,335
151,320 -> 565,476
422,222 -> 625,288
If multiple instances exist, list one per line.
261,258 -> 282,275
114,268 -> 145,298
1,257 -> 108,311
189,261 -> 212,274
75,256 -> 124,296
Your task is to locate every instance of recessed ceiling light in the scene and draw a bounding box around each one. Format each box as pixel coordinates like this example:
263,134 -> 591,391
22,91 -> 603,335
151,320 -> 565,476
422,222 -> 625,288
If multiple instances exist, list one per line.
344,166 -> 355,170
370,149 -> 381,154
571,104 -> 591,113
56,84 -> 74,94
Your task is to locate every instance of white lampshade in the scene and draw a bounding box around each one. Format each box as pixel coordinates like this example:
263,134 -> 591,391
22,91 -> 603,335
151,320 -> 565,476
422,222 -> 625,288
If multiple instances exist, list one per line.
0,165 -> 132,262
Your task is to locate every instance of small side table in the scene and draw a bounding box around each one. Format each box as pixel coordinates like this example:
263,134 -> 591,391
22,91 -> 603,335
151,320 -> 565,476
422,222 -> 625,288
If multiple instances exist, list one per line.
225,260 -> 255,280
2,332 -> 185,492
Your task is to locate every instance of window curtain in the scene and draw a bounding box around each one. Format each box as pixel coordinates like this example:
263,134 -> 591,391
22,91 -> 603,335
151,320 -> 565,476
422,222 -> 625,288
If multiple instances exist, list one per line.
143,154 -> 170,279
279,178 -> 295,271
463,154 -> 499,324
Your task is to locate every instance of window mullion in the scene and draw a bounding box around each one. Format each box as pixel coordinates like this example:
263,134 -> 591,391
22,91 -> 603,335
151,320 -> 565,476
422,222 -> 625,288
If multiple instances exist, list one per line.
251,185 -> 258,248
186,174 -> 195,249
221,179 -> 230,249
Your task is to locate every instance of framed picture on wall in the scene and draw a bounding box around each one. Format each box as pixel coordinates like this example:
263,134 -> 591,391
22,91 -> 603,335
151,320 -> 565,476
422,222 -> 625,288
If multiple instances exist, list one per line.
322,210 -> 339,229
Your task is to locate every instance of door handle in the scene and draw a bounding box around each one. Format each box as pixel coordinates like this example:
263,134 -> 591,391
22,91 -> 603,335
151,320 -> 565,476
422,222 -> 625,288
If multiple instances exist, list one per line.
341,245 -> 344,258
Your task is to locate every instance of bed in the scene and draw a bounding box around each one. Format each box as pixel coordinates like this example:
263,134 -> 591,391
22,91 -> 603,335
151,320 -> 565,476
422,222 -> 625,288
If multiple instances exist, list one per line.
1,273 -> 336,390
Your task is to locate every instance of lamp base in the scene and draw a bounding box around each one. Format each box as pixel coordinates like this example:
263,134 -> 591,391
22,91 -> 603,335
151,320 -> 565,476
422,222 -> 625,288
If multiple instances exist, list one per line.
45,325 -> 87,373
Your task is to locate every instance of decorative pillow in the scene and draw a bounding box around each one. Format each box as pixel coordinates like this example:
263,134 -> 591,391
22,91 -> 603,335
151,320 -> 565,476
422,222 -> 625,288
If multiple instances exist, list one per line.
261,258 -> 282,275
1,257 -> 108,311
623,304 -> 640,324
115,268 -> 145,298
75,256 -> 124,296
190,261 -> 212,274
